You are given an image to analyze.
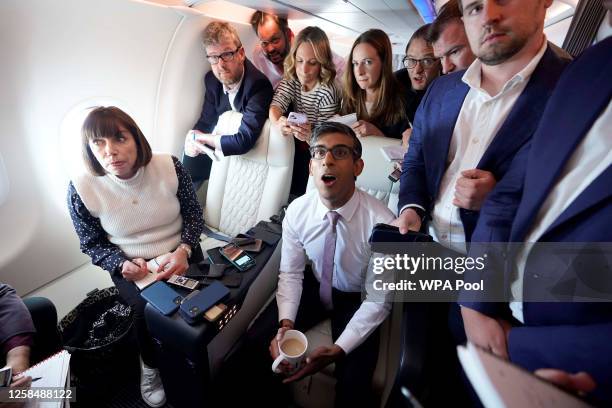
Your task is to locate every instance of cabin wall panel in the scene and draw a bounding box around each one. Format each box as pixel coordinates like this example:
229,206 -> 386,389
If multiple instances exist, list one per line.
0,0 -> 219,296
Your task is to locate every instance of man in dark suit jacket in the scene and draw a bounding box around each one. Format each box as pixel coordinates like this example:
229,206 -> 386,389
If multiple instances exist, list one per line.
461,36 -> 612,402
183,21 -> 273,188
393,0 -> 570,254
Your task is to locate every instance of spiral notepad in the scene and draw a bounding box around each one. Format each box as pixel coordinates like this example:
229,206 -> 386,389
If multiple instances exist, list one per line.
21,349 -> 71,407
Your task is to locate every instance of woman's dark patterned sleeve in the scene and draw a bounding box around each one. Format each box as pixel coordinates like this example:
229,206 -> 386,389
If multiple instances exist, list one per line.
67,182 -> 126,275
172,157 -> 204,248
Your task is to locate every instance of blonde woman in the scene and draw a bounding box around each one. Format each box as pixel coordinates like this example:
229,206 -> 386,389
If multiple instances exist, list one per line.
269,26 -> 342,195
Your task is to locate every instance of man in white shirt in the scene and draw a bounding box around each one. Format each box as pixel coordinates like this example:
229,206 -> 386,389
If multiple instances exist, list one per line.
250,11 -> 346,89
393,0 -> 569,254
460,33 -> 612,403
222,122 -> 394,407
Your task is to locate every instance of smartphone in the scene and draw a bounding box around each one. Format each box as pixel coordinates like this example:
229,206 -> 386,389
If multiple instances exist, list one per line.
239,239 -> 263,253
220,243 -> 256,272
287,112 -> 308,125
0,366 -> 12,387
190,130 -> 220,161
206,263 -> 226,278
207,248 -> 230,266
167,274 -> 199,290
234,234 -> 263,252
248,226 -> 281,245
140,281 -> 183,316
232,236 -> 256,246
222,272 -> 243,288
388,167 -> 401,182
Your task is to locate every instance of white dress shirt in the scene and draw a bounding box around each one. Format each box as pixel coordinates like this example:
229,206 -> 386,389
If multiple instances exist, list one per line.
223,71 -> 244,112
208,72 -> 245,151
277,188 -> 395,354
401,39 -> 548,254
509,101 -> 612,322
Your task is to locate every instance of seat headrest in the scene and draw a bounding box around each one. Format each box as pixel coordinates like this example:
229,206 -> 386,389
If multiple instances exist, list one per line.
306,135 -> 401,204
213,111 -> 293,167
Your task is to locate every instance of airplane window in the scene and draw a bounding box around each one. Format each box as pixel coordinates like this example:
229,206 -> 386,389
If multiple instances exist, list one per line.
59,99 -> 135,178
52,99 -> 135,212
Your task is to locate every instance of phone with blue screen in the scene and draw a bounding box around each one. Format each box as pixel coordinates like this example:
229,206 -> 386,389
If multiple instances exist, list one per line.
220,243 -> 256,272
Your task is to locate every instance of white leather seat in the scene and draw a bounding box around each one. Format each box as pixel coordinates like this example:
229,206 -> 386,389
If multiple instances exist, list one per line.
200,111 -> 294,249
296,135 -> 404,407
354,135 -> 402,214
201,111 -> 295,376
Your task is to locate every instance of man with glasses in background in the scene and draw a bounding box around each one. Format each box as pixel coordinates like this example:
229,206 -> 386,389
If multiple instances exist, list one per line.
183,21 -> 273,189
395,24 -> 441,126
250,11 -> 345,89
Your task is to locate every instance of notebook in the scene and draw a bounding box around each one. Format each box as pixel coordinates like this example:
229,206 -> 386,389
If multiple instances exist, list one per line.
380,144 -> 407,162
327,113 -> 357,126
21,349 -> 71,408
134,256 -> 171,290
457,342 -> 592,408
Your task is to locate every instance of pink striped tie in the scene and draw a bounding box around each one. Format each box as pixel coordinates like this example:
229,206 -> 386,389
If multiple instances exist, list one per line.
320,211 -> 340,310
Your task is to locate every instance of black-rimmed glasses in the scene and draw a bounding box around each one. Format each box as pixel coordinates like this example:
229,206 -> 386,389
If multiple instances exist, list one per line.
309,144 -> 358,160
403,56 -> 439,69
206,47 -> 242,64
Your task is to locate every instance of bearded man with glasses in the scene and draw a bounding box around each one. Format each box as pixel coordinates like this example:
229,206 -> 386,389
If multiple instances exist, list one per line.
183,21 -> 274,190
395,24 -> 441,127
249,11 -> 345,89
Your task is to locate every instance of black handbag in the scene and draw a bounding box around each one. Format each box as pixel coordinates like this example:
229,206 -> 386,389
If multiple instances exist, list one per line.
59,287 -> 139,403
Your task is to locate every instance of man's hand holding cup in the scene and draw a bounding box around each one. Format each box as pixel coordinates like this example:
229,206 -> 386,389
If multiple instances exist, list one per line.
270,321 -> 308,377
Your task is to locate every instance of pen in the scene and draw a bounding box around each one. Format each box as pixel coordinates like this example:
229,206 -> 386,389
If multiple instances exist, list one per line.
31,377 -> 43,382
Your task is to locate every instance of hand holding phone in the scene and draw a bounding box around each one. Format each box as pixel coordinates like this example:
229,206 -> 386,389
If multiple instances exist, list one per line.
388,167 -> 401,183
0,366 -> 12,387
190,131 -> 220,161
286,112 -> 308,125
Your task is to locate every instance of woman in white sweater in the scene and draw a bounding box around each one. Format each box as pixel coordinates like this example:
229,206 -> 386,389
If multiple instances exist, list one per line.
67,106 -> 204,408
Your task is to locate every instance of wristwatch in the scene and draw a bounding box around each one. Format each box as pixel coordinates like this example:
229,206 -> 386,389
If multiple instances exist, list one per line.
412,207 -> 427,222
177,243 -> 192,258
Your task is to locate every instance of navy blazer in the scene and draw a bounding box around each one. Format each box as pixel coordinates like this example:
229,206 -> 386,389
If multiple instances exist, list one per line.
465,37 -> 612,402
398,45 -> 569,242
193,58 -> 273,156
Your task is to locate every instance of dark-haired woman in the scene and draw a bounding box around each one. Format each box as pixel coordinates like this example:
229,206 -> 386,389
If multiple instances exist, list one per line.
67,106 -> 203,408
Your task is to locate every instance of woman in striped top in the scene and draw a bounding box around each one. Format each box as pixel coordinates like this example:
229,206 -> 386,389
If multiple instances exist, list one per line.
269,26 -> 342,196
